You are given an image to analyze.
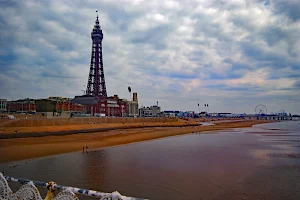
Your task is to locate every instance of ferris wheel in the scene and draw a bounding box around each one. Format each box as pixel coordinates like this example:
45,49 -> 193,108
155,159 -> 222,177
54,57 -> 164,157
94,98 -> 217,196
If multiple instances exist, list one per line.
255,104 -> 267,115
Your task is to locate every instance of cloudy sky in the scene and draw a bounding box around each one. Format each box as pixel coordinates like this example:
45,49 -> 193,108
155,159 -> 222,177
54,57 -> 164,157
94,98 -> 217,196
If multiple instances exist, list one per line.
0,0 -> 299,114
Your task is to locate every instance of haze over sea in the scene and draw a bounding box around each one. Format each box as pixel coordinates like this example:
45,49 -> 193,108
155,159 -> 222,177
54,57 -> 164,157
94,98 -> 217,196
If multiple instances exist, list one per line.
1,121 -> 300,200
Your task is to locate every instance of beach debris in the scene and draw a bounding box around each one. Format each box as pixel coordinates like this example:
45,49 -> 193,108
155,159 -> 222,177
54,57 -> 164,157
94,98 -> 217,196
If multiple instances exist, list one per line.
9,164 -> 18,168
268,153 -> 300,159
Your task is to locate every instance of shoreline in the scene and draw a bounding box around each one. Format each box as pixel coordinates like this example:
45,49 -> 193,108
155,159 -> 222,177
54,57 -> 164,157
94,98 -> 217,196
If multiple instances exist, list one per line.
0,120 -> 272,163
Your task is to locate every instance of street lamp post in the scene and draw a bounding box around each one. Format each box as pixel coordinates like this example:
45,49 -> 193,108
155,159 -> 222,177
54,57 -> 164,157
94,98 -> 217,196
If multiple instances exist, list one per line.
68,99 -> 70,113
46,101 -> 48,119
21,98 -> 24,114
139,106 -> 141,118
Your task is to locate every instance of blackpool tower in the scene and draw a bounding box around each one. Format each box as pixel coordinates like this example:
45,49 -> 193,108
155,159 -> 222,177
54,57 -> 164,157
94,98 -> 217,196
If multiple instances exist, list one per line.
86,14 -> 107,97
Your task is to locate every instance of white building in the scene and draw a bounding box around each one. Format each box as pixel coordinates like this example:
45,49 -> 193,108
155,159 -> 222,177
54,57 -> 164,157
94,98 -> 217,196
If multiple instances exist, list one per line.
126,92 -> 139,117
292,116 -> 300,121
0,99 -> 7,113
127,101 -> 139,117
140,105 -> 161,117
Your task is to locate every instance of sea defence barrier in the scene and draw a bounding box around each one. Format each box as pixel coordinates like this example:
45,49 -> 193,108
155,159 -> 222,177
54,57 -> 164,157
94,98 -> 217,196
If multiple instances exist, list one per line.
0,172 -> 147,200
0,117 -> 178,127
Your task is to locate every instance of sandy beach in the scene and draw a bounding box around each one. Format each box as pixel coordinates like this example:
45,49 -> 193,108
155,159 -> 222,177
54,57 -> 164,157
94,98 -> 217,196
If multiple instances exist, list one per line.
0,119 -> 270,163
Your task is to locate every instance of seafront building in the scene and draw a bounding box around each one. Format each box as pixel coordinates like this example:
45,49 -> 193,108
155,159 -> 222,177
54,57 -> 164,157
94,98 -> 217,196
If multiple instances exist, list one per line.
5,97 -> 84,117
0,99 -> 7,113
163,110 -> 180,117
139,105 -> 162,117
292,115 -> 300,120
35,98 -> 84,117
127,92 -> 139,117
6,99 -> 36,114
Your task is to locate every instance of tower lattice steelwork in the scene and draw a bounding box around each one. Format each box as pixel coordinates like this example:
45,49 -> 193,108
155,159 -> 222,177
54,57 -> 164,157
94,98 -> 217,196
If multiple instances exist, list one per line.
86,15 -> 107,97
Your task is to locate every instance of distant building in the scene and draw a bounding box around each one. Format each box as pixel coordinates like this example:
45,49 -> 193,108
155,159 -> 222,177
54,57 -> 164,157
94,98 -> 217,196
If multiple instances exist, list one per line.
0,99 -> 7,113
35,98 -> 84,118
199,111 -> 207,117
292,115 -> 300,121
218,113 -> 232,117
127,101 -> 139,117
107,95 -> 127,117
72,95 -> 127,117
35,99 -> 57,114
211,113 -> 218,117
163,110 -> 180,117
71,95 -> 99,114
133,92 -> 138,101
139,107 -> 151,117
140,105 -> 161,117
7,99 -> 36,114
127,93 -> 139,117
151,105 -> 161,117
48,96 -> 72,101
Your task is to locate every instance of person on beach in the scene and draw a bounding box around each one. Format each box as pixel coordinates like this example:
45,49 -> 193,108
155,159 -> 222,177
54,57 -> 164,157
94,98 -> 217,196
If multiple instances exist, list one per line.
86,145 -> 88,152
82,146 -> 85,153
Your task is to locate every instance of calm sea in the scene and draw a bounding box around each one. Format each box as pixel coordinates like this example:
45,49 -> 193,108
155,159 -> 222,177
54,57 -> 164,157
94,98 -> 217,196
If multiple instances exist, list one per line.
1,121 -> 300,200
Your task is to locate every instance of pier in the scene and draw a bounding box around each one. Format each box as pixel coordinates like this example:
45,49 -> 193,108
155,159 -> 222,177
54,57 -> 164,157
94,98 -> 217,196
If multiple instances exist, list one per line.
245,115 -> 300,121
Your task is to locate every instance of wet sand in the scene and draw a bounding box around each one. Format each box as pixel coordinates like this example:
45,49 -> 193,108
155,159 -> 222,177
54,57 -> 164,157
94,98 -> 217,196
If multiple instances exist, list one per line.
0,120 -> 270,163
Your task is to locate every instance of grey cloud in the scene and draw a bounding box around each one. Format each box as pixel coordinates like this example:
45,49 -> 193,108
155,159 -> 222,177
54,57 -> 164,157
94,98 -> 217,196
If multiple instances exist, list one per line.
240,41 -> 287,67
192,15 -> 232,42
187,50 -> 204,63
129,25 -> 174,49
259,26 -> 287,46
272,0 -> 300,21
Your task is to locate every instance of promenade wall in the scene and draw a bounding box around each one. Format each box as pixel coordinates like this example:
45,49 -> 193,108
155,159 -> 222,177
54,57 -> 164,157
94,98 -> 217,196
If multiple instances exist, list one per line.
1,117 -> 178,127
